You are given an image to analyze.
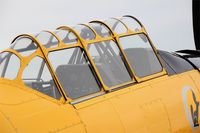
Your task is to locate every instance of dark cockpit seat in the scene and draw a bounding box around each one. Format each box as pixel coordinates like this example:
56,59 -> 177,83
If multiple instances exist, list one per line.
124,48 -> 159,77
55,64 -> 100,99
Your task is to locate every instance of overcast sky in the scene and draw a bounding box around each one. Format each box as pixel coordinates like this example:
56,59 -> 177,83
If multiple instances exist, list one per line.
0,0 -> 195,51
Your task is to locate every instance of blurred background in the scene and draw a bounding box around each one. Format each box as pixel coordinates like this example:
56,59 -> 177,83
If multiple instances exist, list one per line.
0,0 -> 194,51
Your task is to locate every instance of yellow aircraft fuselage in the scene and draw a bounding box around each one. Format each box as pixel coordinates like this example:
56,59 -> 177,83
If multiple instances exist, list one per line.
0,16 -> 200,133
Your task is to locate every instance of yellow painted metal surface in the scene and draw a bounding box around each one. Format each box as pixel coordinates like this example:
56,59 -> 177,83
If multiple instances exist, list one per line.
0,15 -> 199,133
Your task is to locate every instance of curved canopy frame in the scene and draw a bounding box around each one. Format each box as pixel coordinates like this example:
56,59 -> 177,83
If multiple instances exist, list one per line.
104,18 -> 128,34
123,15 -> 144,28
90,20 -> 115,36
35,30 -> 61,48
11,34 -> 46,55
72,24 -> 96,41
10,15 -> 146,54
10,34 -> 68,102
57,25 -> 84,44
1,15 -> 167,103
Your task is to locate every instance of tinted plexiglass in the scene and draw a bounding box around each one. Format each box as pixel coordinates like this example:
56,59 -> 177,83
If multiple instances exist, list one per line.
121,17 -> 142,32
54,30 -> 78,45
0,52 -> 20,80
88,40 -> 132,87
36,32 -> 58,48
104,18 -> 128,34
11,37 -> 38,56
48,47 -> 100,99
89,23 -> 111,37
73,25 -> 95,40
22,56 -> 61,99
119,34 -> 162,78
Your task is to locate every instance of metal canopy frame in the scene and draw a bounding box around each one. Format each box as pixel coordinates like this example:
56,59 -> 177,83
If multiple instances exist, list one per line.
2,15 -> 167,102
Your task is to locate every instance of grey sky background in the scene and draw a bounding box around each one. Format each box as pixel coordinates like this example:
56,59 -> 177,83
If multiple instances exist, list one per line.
0,0 -> 195,51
